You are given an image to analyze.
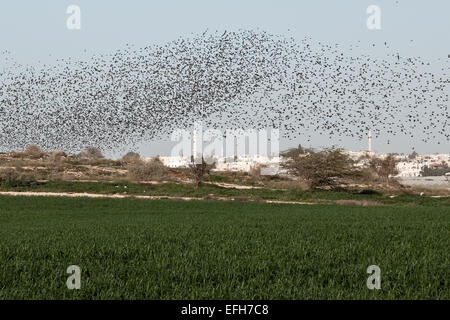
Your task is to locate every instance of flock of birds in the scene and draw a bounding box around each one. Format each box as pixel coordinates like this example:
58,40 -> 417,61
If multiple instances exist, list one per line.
0,29 -> 448,153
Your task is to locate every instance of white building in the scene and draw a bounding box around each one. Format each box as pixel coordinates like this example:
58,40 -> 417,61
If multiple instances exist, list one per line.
214,155 -> 281,173
149,148 -> 449,177
395,161 -> 424,177
149,154 -> 281,173
157,156 -> 190,168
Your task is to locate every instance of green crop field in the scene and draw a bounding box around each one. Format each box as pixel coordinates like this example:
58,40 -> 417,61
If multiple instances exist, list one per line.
0,195 -> 449,299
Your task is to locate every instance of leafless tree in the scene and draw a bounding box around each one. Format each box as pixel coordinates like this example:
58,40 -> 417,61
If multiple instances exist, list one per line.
189,157 -> 215,188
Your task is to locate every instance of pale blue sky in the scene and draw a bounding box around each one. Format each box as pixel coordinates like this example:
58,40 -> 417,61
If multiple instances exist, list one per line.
0,0 -> 449,156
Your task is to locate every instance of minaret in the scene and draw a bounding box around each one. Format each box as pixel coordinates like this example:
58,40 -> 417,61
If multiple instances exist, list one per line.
192,121 -> 202,162
192,128 -> 197,159
368,130 -> 372,153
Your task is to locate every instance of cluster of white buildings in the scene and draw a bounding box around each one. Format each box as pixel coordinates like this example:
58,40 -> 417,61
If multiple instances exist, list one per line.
149,131 -> 449,178
154,151 -> 450,178
395,162 -> 424,178
394,154 -> 450,177
157,155 -> 281,173
344,151 -> 450,178
348,131 -> 450,178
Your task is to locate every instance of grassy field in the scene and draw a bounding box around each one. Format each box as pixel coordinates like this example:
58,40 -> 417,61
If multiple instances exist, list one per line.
0,195 -> 449,299
1,180 -> 449,206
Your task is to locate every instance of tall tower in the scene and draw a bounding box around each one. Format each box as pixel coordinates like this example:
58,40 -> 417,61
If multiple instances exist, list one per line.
192,121 -> 202,162
192,128 -> 198,159
368,130 -> 372,153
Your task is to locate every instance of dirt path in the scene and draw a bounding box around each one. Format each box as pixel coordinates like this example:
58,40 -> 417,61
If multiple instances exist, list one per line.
0,191 -> 316,205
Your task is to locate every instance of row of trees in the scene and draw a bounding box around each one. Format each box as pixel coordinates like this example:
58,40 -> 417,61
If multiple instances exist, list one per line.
420,162 -> 450,177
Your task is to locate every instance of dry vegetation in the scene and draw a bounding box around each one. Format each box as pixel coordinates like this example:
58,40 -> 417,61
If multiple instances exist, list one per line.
0,145 -> 448,196
127,157 -> 169,182
188,157 -> 215,188
0,146 -> 127,183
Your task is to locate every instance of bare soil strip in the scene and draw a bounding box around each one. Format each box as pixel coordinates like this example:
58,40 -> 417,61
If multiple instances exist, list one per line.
0,191 -> 316,205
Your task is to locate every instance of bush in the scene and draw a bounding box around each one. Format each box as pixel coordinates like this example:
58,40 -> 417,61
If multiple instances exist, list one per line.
24,144 -> 43,158
188,157 -> 215,188
127,158 -> 168,181
47,151 -> 67,173
248,164 -> 270,183
80,147 -> 104,160
249,164 -> 262,181
122,152 -> 141,163
369,155 -> 399,185
0,168 -> 37,187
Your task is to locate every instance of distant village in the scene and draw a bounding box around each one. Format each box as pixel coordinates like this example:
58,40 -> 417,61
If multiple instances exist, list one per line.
345,151 -> 450,178
145,130 -> 449,179
147,151 -> 450,179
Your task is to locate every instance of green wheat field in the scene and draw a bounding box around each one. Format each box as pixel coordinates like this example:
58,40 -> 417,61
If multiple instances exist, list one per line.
0,195 -> 449,299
